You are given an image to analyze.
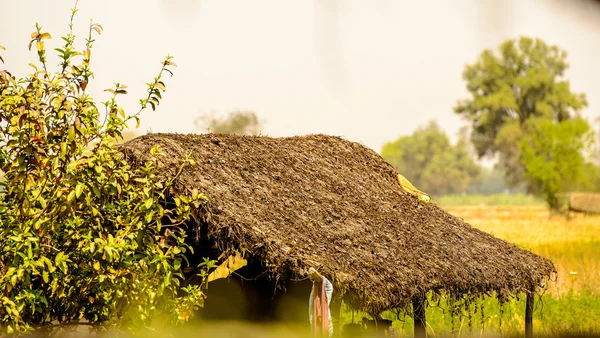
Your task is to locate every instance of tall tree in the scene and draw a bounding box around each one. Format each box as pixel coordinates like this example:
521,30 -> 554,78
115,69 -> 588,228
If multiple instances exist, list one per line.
381,121 -> 481,196
454,36 -> 588,186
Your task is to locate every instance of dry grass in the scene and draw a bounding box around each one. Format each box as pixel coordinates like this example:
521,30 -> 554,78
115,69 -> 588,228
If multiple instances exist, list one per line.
445,205 -> 600,296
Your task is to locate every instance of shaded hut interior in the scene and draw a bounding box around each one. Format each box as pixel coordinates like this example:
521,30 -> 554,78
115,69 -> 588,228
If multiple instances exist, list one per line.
120,133 -> 555,337
189,231 -> 313,324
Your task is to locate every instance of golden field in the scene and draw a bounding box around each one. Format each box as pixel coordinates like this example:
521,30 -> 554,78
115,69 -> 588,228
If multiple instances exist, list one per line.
446,205 -> 600,296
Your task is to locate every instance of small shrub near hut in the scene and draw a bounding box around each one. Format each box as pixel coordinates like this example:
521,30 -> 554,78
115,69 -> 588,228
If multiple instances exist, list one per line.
0,5 -> 210,335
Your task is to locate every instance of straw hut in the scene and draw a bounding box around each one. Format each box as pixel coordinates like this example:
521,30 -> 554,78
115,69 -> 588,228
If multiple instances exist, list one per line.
557,192 -> 600,214
120,133 -> 555,337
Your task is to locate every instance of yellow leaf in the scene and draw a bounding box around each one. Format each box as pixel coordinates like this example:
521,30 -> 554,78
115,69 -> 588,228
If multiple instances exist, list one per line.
155,82 -> 166,91
145,198 -> 153,209
75,183 -> 84,198
83,48 -> 90,60
67,190 -> 76,203
39,33 -> 52,39
0,45 -> 5,51
91,23 -> 103,35
68,126 -> 75,140
418,195 -> 431,204
31,32 -> 39,39
397,173 -> 430,204
93,261 -> 100,271
207,252 -> 247,282
36,41 -> 44,52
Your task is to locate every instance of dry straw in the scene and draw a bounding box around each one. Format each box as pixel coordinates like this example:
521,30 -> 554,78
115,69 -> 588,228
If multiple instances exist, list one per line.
120,133 -> 555,314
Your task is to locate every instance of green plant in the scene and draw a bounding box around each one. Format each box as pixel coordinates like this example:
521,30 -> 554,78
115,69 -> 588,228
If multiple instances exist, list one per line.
0,4 -> 210,335
520,118 -> 593,208
455,36 -> 588,189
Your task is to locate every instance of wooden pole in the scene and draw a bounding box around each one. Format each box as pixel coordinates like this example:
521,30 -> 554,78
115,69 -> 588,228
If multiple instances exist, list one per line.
525,290 -> 534,338
329,292 -> 342,337
412,294 -> 426,338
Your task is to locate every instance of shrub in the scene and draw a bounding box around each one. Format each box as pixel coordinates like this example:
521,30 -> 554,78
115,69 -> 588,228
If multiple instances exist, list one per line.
0,4 -> 210,335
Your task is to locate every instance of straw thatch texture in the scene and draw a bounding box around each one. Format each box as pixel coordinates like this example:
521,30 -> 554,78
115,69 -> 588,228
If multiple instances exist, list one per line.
568,193 -> 600,214
120,133 -> 555,314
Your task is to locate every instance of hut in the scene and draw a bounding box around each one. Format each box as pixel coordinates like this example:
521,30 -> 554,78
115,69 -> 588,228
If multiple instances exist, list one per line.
557,192 -> 600,215
120,133 -> 555,337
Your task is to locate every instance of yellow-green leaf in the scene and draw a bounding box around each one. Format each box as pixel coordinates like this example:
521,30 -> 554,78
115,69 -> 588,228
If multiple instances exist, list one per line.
42,271 -> 49,283
145,198 -> 153,209
75,183 -> 84,198
67,190 -> 76,203
68,126 -> 75,140
145,212 -> 153,223
39,196 -> 47,209
207,253 -> 247,282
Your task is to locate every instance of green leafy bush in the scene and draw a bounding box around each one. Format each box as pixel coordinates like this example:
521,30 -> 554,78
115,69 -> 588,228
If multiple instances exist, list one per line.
0,5 -> 210,335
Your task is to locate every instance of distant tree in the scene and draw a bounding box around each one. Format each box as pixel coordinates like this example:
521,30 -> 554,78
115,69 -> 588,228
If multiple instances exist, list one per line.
381,121 -> 481,196
194,110 -> 262,135
454,36 -> 588,187
520,118 -> 593,208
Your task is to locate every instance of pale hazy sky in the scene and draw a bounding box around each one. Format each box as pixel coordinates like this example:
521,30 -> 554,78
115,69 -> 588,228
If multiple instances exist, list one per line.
1,0 -> 599,154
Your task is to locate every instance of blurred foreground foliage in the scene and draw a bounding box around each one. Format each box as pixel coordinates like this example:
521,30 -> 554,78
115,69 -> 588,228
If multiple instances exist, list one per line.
0,4 -> 212,335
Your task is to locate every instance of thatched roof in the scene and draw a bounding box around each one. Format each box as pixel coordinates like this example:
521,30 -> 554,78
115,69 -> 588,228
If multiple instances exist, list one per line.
566,193 -> 600,214
120,133 -> 555,314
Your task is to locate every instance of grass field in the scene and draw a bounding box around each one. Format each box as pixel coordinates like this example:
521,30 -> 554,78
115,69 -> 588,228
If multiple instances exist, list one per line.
437,194 -> 545,207
417,205 -> 600,336
332,203 -> 600,337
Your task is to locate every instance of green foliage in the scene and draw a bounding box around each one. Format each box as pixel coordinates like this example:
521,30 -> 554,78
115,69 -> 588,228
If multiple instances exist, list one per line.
520,118 -> 593,208
381,121 -> 481,196
455,36 -> 588,160
0,6 -> 211,335
455,36 -> 596,206
194,110 -> 262,136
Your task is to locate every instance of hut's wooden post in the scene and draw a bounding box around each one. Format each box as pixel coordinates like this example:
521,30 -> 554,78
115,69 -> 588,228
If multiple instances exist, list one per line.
330,292 -> 342,337
525,290 -> 534,338
412,294 -> 426,338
